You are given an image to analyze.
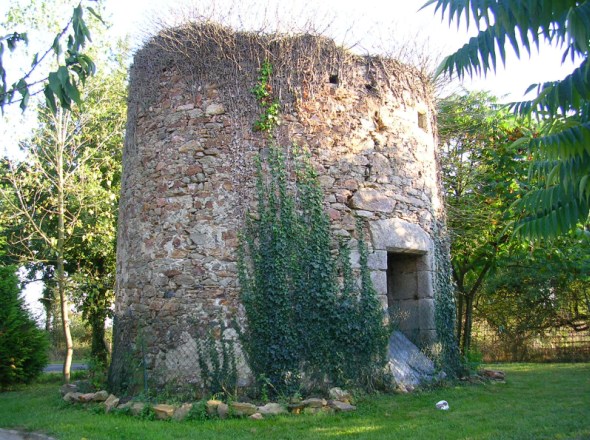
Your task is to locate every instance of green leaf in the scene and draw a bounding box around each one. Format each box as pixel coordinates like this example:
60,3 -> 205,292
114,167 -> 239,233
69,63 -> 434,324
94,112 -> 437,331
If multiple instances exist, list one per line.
86,6 -> 106,25
47,72 -> 61,95
47,71 -> 70,110
567,2 -> 590,53
52,36 -> 62,57
56,66 -> 70,87
30,52 -> 39,68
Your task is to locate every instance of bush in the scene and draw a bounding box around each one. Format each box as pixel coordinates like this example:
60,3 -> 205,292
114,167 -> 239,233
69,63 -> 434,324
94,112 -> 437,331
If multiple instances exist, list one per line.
0,265 -> 49,388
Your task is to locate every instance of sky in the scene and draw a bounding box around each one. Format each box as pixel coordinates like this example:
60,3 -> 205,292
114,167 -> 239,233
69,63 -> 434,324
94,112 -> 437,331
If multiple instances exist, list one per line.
104,0 -> 580,101
1,0 -> 582,317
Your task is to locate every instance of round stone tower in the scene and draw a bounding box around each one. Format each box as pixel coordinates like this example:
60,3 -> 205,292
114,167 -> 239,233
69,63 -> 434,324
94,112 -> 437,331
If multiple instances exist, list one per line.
109,23 -> 451,394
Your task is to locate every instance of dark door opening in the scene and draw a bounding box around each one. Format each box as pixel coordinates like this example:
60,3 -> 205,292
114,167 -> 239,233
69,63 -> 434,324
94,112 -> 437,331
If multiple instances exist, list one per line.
387,252 -> 429,345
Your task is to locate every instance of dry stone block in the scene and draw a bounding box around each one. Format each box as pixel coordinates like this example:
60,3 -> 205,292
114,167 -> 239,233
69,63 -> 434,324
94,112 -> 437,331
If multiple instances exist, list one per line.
60,383 -> 77,396
480,369 -> 505,380
177,103 -> 194,111
153,404 -> 176,420
392,273 -> 419,300
393,300 -> 420,332
367,250 -> 387,270
93,390 -> 109,402
119,402 -> 145,416
287,402 -> 305,414
116,401 -> 146,416
205,103 -> 225,116
173,403 -> 193,421
370,270 -> 387,296
257,403 -> 287,416
328,387 -> 352,403
206,399 -> 222,416
63,392 -> 83,403
104,394 -> 120,413
387,330 -> 439,389
328,400 -> 357,412
417,270 -> 434,298
78,393 -> 96,403
350,189 -> 395,213
301,398 -> 327,408
230,401 -> 257,416
217,403 -> 229,419
370,218 -> 432,253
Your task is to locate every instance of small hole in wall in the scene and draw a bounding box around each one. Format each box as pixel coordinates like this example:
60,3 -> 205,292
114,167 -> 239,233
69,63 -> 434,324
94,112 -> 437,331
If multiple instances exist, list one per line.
418,111 -> 428,131
329,74 -> 339,84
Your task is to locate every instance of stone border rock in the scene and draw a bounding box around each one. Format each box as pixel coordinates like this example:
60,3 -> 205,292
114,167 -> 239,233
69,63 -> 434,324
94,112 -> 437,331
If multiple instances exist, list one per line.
60,385 -> 356,422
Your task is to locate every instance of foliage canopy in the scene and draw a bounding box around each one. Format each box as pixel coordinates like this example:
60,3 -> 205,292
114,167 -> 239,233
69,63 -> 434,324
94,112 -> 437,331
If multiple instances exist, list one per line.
425,0 -> 590,237
1,1 -> 100,113
438,90 -> 531,352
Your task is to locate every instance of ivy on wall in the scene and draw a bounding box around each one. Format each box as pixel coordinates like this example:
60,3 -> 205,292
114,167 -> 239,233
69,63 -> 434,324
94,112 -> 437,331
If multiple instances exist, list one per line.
433,230 -> 464,376
237,61 -> 390,396
238,144 -> 390,396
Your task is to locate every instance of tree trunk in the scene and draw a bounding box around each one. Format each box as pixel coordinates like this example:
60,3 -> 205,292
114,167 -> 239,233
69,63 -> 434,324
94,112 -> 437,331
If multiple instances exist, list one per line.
90,313 -> 108,366
456,293 -> 464,344
44,305 -> 52,333
41,282 -> 55,333
461,294 -> 474,354
57,120 -> 73,384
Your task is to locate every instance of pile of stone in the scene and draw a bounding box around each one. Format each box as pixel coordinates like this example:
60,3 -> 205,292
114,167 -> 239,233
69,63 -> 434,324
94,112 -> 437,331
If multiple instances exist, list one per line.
479,369 -> 506,381
60,384 -> 356,421
459,369 -> 506,384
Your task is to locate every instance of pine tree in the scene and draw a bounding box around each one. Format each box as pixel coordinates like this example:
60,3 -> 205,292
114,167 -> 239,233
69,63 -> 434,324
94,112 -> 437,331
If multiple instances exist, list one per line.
0,265 -> 49,388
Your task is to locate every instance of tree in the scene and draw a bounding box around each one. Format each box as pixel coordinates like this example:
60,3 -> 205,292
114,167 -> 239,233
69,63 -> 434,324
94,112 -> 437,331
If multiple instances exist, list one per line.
1,0 -> 101,113
0,265 -> 49,389
0,73 -> 124,381
64,66 -> 125,366
478,235 -> 590,359
425,0 -> 590,237
438,91 -> 531,353
1,108 -> 79,383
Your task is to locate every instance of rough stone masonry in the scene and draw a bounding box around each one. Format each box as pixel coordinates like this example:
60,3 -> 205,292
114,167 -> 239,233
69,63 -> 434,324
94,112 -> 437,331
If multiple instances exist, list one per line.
109,24 -> 452,393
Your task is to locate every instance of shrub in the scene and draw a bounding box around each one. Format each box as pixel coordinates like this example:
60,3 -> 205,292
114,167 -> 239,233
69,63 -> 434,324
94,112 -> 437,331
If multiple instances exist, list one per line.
0,265 -> 49,388
195,320 -> 238,400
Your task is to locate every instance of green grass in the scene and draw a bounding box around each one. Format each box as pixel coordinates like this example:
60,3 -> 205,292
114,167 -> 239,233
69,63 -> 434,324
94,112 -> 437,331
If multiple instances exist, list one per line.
1,364 -> 589,439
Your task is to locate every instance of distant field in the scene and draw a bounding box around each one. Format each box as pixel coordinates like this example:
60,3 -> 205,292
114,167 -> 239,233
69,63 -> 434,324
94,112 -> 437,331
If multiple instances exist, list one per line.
1,363 -> 589,440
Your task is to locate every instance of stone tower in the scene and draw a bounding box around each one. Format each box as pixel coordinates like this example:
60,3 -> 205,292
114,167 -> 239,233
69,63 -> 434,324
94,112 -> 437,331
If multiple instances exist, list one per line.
109,24 -> 452,393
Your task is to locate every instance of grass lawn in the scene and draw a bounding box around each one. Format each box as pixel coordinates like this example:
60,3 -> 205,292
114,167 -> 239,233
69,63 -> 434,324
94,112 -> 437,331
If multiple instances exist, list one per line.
1,363 -> 589,440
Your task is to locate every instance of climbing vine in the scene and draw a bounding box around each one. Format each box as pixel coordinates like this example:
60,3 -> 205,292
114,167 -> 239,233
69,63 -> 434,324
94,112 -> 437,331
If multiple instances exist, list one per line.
237,61 -> 389,397
433,221 -> 464,376
251,60 -> 280,132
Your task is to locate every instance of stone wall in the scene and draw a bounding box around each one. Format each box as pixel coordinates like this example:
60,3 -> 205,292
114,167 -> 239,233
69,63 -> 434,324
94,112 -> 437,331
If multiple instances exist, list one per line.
109,25 -> 449,393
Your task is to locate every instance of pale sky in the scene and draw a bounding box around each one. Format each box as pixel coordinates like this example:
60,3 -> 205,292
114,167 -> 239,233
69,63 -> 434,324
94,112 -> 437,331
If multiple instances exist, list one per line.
105,0 -> 580,101
2,0 -> 582,317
